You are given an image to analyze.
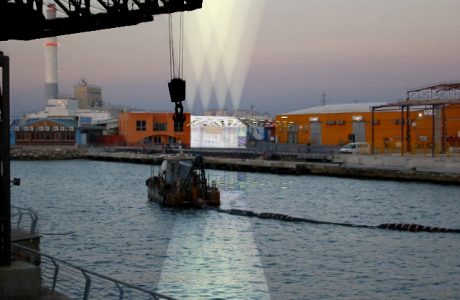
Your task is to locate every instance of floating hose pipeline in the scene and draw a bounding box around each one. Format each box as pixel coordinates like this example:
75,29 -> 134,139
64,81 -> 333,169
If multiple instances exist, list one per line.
376,223 -> 460,233
39,231 -> 75,236
207,207 -> 460,233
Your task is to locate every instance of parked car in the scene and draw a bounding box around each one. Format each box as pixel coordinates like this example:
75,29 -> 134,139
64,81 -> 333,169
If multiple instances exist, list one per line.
339,142 -> 370,154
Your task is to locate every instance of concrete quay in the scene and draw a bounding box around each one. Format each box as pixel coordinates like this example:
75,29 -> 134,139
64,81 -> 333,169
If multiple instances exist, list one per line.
0,261 -> 40,299
9,146 -> 460,184
84,150 -> 460,185
204,155 -> 460,184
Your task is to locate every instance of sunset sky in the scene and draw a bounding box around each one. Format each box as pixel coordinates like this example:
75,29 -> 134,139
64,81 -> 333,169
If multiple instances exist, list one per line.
2,0 -> 460,117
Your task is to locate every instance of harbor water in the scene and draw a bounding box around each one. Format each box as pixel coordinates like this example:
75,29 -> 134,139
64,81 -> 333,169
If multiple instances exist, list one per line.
11,159 -> 460,299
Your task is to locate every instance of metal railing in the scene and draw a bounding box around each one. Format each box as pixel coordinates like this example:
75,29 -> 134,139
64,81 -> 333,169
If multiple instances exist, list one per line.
12,244 -> 177,300
11,205 -> 38,234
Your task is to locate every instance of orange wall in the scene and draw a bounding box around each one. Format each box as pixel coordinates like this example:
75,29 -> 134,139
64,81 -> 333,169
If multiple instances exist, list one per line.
119,112 -> 191,147
275,104 -> 460,151
96,135 -> 124,146
445,104 -> 460,137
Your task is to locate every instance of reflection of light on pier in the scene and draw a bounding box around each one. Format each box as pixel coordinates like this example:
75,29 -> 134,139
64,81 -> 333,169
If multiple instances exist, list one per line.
158,168 -> 269,299
184,0 -> 266,112
158,209 -> 270,299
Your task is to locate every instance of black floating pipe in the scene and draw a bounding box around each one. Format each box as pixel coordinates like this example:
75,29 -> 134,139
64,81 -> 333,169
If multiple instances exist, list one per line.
208,206 -> 460,234
377,223 -> 460,233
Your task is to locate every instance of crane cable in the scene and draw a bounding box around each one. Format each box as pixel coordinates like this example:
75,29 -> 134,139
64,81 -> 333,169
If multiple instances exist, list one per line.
168,12 -> 186,127
168,12 -> 184,80
168,14 -> 174,79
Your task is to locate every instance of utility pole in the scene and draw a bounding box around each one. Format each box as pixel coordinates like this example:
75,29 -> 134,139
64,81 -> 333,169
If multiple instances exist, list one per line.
0,51 -> 11,266
322,93 -> 326,106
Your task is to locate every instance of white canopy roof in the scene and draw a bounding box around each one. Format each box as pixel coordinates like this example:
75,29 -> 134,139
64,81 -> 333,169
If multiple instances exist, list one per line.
282,102 -> 388,115
190,116 -> 246,128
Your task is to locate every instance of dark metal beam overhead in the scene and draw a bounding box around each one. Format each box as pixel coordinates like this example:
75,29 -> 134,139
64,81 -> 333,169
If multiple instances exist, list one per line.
0,0 -> 202,41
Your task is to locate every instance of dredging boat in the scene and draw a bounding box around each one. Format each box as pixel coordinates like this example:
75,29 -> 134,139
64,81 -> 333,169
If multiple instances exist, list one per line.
146,154 -> 220,208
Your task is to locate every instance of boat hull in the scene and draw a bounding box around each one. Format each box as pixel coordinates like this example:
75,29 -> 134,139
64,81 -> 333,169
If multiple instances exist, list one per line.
146,176 -> 220,208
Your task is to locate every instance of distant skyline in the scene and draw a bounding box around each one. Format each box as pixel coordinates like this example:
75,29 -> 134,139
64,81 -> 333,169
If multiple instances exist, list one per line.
2,0 -> 460,117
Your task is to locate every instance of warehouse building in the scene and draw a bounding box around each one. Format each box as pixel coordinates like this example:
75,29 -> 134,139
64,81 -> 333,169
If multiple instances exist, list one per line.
276,102 -> 460,153
276,103 -> 384,145
276,83 -> 460,154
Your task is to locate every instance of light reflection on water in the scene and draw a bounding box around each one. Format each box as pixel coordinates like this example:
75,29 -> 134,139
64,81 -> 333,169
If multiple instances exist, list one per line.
11,160 -> 460,299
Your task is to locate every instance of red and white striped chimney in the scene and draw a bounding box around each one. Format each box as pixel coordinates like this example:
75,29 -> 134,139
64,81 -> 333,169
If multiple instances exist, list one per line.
44,4 -> 59,102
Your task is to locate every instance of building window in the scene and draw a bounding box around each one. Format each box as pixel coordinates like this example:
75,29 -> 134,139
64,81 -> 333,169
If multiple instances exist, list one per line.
136,120 -> 146,131
174,120 -> 184,132
153,136 -> 162,144
154,122 -> 167,131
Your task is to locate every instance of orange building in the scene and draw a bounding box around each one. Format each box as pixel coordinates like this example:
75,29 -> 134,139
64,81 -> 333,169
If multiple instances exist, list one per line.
119,112 -> 191,147
275,103 -> 460,153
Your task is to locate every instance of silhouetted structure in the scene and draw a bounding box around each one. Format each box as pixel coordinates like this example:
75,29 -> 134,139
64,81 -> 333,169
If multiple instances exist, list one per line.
0,0 -> 202,41
0,52 -> 11,266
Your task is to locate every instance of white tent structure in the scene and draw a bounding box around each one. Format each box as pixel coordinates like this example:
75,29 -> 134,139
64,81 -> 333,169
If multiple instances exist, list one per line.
190,116 -> 247,148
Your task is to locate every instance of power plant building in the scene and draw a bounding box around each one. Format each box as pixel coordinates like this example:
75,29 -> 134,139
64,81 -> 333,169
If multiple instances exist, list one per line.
74,79 -> 103,108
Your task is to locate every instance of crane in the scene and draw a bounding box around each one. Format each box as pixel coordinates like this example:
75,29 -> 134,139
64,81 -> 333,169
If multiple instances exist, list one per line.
0,0 -> 203,267
167,12 -> 186,130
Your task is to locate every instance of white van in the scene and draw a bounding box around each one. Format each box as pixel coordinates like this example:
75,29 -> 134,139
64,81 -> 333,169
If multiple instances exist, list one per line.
339,142 -> 370,154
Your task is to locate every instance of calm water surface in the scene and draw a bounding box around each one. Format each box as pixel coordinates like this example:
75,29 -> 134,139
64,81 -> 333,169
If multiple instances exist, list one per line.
11,160 -> 460,299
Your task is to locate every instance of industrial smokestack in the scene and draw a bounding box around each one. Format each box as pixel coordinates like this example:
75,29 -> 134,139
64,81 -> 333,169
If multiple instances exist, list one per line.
44,4 -> 58,102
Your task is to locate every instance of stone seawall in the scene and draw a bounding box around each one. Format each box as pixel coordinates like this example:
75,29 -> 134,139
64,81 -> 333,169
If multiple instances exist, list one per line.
9,147 -> 460,184
204,157 -> 460,185
335,154 -> 460,172
11,146 -> 85,160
